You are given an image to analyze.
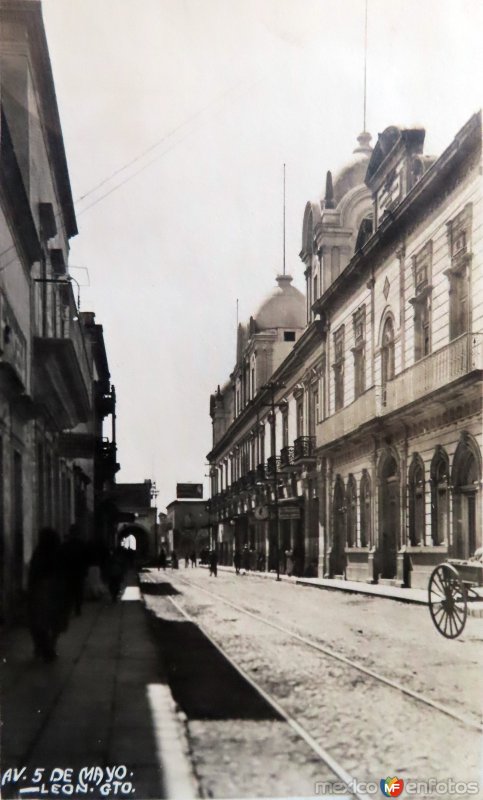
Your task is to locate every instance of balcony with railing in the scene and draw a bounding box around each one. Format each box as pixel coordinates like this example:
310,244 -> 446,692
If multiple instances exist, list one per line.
280,446 -> 294,469
266,455 -> 282,479
34,283 -> 92,429
256,463 -> 266,483
293,436 -> 316,463
96,438 -> 120,480
384,332 -> 483,414
317,387 -> 380,446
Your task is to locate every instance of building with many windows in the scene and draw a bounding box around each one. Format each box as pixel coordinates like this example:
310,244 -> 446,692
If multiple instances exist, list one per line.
0,0 -> 119,621
208,112 -> 482,589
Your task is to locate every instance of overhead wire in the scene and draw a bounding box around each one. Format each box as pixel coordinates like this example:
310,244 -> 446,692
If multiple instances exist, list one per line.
0,73 -> 261,273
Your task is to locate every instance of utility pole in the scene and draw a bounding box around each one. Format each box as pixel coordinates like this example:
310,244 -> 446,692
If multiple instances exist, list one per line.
269,382 -> 281,582
150,480 -> 159,559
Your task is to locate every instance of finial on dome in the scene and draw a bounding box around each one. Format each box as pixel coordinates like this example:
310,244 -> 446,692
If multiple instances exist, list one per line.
354,131 -> 372,155
276,274 -> 293,288
325,170 -> 335,209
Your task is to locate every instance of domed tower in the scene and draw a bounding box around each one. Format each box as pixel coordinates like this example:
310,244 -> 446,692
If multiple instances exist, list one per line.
210,273 -> 306,445
301,132 -> 373,322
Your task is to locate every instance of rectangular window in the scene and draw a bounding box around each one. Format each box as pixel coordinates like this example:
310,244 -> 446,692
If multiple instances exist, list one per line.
411,242 -> 432,361
284,331 -> 295,342
333,326 -> 345,411
282,409 -> 289,448
446,205 -> 472,341
352,307 -> 366,398
296,397 -> 304,438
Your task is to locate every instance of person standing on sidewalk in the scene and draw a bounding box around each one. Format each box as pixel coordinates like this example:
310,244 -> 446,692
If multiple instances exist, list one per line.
158,547 -> 167,570
28,527 -> 69,662
209,549 -> 218,577
61,523 -> 89,617
233,549 -> 242,575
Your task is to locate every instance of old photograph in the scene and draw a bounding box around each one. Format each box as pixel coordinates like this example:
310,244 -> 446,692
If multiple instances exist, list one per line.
1,1 -> 482,798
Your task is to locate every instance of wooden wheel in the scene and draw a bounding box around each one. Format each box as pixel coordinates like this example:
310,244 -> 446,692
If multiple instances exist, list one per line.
428,564 -> 467,638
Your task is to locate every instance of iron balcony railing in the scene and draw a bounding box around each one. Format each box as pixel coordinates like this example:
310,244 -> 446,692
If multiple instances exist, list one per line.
266,455 -> 282,478
293,436 -> 316,461
280,446 -> 294,469
384,332 -> 483,413
256,463 -> 266,483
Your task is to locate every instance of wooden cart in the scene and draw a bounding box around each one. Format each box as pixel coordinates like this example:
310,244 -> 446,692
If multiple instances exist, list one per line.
428,559 -> 483,638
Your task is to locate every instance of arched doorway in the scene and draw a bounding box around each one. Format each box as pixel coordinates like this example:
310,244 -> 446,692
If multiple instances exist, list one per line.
378,452 -> 400,578
452,434 -> 482,558
117,524 -> 150,560
331,476 -> 346,575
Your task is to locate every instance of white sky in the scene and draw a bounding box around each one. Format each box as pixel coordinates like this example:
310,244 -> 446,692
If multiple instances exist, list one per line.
40,0 -> 482,511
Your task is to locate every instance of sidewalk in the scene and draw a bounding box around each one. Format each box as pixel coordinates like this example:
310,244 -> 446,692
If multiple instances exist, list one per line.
200,562 -> 428,602
1,572 -> 197,800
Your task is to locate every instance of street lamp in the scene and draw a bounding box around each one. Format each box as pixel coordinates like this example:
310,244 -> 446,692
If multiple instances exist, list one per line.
259,380 -> 285,582
150,480 -> 159,559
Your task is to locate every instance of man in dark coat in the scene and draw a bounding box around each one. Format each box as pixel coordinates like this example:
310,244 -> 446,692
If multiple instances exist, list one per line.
28,528 -> 69,662
61,523 -> 89,616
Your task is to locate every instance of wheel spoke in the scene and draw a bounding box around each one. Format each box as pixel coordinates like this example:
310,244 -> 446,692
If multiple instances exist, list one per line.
448,614 -> 455,637
442,612 -> 449,636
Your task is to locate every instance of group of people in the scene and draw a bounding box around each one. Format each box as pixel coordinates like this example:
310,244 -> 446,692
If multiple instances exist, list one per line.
27,525 -> 130,663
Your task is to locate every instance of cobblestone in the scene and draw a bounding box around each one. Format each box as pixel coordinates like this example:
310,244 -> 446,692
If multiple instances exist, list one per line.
142,570 -> 483,799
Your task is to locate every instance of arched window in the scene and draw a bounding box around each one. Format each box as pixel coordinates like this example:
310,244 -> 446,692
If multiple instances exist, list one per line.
452,433 -> 482,558
430,448 -> 449,546
360,471 -> 371,547
346,475 -> 357,547
381,316 -> 395,403
408,455 -> 425,546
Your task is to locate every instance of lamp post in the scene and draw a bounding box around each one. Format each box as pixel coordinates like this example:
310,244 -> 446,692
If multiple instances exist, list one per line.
150,480 -> 159,559
255,380 -> 285,582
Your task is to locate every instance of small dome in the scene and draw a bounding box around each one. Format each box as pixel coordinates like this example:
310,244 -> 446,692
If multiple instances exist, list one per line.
254,275 -> 305,331
325,131 -> 373,207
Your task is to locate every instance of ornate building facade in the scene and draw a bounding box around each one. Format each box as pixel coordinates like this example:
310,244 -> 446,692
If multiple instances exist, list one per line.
208,111 -> 482,589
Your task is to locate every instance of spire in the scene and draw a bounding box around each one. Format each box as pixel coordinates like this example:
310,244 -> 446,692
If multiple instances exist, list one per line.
325,170 -> 335,209
353,131 -> 372,155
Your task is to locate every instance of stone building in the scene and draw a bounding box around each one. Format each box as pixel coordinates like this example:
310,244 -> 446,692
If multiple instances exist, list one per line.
208,112 -> 482,587
0,0 -> 118,621
312,112 -> 482,589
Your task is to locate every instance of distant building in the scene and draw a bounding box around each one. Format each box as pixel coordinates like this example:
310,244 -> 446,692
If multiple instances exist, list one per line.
165,499 -> 210,557
208,113 -> 482,587
0,1 -> 118,621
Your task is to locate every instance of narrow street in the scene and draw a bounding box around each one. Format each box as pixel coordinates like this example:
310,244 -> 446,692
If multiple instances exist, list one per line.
141,568 -> 483,799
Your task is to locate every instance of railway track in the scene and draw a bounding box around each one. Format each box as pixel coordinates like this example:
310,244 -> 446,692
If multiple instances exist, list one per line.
167,592 -> 373,800
172,572 -> 483,734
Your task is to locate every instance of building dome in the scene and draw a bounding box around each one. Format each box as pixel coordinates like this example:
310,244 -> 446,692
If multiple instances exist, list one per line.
254,274 -> 305,331
325,131 -> 373,208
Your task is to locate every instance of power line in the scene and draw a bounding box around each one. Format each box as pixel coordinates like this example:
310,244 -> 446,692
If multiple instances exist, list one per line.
0,74 -> 261,273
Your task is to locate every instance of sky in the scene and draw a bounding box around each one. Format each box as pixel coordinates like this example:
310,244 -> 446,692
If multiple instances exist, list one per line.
40,0 -> 482,512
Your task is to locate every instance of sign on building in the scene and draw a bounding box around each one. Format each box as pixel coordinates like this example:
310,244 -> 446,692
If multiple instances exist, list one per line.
176,483 -> 203,499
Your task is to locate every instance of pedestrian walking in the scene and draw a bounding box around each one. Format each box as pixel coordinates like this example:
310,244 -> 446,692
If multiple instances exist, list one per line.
209,549 -> 218,577
190,550 -> 197,567
233,549 -> 242,575
28,527 -> 69,662
61,523 -> 89,617
285,549 -> 294,577
185,554 -> 190,568
158,547 -> 167,571
107,545 -> 128,602
171,550 -> 179,569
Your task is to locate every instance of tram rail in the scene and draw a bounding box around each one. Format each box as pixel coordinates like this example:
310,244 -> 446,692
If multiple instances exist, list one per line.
170,573 -> 483,734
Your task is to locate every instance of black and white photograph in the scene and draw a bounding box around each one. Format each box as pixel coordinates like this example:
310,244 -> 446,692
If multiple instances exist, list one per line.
1,1 -> 482,799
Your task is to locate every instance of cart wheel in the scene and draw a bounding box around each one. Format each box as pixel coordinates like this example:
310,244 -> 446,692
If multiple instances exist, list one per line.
428,564 -> 467,638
